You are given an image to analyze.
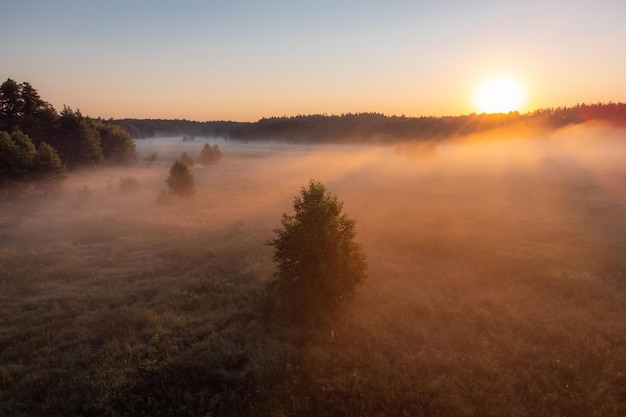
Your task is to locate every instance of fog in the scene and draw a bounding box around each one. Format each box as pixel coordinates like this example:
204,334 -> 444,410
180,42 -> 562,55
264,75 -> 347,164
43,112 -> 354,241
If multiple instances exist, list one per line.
4,124 -> 626,274
2,124 -> 626,415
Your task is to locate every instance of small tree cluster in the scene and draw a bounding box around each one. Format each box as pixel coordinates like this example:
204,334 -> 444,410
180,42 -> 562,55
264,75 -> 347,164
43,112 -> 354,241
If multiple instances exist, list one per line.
267,180 -> 367,324
0,130 -> 66,194
198,143 -> 223,166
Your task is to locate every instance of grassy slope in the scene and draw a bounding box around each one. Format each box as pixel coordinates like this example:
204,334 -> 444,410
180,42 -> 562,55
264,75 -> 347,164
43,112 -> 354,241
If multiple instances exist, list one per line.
1,137 -> 625,416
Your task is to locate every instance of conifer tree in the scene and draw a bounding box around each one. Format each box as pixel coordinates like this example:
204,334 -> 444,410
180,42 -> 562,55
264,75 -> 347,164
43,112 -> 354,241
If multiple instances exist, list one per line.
166,160 -> 195,197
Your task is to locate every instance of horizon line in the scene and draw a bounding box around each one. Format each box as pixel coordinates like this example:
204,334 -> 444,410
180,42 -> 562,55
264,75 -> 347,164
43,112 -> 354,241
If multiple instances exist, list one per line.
105,101 -> 626,124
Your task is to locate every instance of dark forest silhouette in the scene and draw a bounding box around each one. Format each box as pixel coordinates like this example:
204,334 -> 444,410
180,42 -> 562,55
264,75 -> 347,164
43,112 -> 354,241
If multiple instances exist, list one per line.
115,102 -> 626,143
0,79 -> 136,170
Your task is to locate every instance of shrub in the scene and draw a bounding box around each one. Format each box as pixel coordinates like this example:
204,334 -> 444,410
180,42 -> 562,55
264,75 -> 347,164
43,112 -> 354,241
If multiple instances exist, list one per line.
198,144 -> 223,166
165,160 -> 195,197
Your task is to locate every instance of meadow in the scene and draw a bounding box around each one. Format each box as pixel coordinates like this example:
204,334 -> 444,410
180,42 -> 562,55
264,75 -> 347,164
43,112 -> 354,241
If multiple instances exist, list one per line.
1,125 -> 625,416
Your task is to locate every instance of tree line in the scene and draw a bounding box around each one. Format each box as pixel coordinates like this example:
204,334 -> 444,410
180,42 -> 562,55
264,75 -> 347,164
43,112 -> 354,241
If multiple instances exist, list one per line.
227,105 -> 626,143
114,118 -> 242,139
0,79 -> 136,193
115,103 -> 626,143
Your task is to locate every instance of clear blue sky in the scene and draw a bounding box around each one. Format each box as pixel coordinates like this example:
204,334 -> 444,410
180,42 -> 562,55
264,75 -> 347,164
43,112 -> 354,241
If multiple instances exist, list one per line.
2,0 -> 625,121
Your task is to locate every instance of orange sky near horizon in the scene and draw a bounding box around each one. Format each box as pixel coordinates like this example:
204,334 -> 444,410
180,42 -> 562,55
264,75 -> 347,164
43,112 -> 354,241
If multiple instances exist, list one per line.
2,1 -> 625,122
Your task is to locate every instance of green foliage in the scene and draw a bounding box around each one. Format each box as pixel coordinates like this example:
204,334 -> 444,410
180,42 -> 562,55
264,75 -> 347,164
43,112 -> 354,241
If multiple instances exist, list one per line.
0,131 -> 35,181
0,79 -> 24,132
96,122 -> 137,164
166,160 -> 195,197
0,131 -> 20,188
53,106 -> 104,168
1,79 -> 58,141
0,130 -> 66,193
267,180 -> 367,324
20,82 -> 45,117
1,79 -> 136,169
0,224 -> 285,417
32,142 -> 67,192
198,143 -> 223,165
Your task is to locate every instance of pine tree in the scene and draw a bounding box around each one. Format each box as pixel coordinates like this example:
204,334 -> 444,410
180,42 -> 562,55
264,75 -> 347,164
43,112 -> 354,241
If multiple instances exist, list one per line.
165,160 -> 195,197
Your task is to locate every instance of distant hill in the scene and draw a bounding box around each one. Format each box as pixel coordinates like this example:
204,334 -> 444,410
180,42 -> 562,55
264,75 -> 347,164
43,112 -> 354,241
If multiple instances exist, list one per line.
114,102 -> 626,144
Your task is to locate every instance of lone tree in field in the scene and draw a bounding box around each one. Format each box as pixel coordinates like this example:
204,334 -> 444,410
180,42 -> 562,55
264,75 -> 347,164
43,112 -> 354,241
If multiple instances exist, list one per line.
267,180 -> 367,324
166,160 -> 195,197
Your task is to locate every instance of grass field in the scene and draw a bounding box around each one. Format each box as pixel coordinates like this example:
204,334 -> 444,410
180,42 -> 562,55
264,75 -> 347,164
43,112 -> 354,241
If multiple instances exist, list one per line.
1,127 -> 625,416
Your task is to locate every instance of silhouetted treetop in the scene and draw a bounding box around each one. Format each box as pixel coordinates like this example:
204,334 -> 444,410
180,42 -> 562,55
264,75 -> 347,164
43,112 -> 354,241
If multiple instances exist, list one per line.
0,79 -> 136,169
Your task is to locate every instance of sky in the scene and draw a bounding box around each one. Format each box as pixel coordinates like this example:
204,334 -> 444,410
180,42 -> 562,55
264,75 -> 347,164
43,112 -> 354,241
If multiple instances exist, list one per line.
2,0 -> 626,122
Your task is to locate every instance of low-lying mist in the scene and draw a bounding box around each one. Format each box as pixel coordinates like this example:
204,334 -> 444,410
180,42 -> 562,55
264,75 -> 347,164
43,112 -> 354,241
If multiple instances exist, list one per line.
9,123 -> 625,241
1,123 -> 625,416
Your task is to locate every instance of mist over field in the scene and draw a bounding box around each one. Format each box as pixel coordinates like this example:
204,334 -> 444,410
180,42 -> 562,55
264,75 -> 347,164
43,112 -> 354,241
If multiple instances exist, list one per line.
1,125 -> 626,416
24,123 -> 623,256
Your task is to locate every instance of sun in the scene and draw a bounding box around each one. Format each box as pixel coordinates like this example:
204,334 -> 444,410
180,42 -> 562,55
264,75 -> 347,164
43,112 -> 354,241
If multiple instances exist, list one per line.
473,75 -> 526,114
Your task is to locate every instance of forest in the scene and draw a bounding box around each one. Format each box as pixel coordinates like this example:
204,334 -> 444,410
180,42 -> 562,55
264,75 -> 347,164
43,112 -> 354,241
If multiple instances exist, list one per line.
114,102 -> 626,143
0,79 -> 136,183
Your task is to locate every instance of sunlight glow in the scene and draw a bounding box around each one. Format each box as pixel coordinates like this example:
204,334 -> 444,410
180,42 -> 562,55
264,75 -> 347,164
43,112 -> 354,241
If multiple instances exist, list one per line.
473,75 -> 526,114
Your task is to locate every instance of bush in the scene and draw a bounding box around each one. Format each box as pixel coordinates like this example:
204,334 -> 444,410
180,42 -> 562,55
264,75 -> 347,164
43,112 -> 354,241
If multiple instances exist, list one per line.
267,179 -> 367,324
198,144 -> 223,166
165,161 -> 195,197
